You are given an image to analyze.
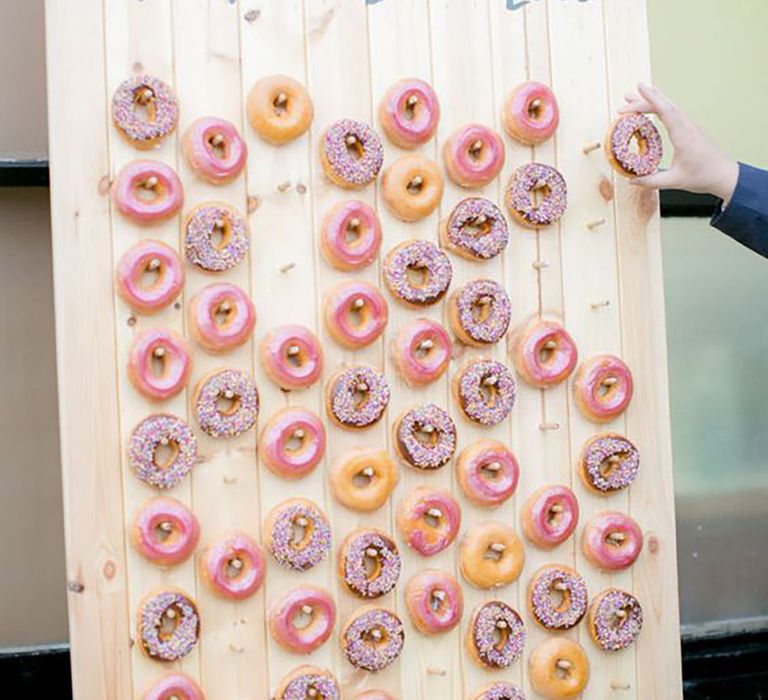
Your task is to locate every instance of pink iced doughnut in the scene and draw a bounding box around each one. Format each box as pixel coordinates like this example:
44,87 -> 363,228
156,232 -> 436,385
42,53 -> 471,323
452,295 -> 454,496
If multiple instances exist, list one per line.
397,486 -> 461,557
324,281 -> 388,349
574,354 -> 634,423
503,81 -> 560,146
141,673 -> 204,700
200,532 -> 267,600
582,511 -> 643,571
456,440 -> 519,508
443,124 -> 505,188
116,240 -> 184,314
522,485 -> 579,549
391,318 -> 451,387
353,693 -> 395,700
268,585 -> 336,654
259,407 -> 326,480
260,324 -> 323,391
189,282 -> 255,354
112,160 -> 184,224
405,569 -> 463,635
182,117 -> 247,184
511,318 -> 578,388
131,497 -> 200,567
379,78 -> 440,149
320,200 -> 382,271
128,328 -> 192,401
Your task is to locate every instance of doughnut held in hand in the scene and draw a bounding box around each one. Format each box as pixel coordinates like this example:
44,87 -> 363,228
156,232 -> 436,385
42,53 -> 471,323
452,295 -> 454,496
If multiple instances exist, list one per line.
605,112 -> 663,177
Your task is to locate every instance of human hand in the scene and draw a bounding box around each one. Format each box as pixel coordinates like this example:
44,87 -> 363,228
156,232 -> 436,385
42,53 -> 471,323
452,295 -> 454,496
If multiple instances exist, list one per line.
620,83 -> 739,203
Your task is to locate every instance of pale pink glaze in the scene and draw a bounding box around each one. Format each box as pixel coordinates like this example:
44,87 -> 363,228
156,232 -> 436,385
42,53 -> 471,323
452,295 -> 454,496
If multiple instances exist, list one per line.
116,240 -> 184,314
260,324 -> 323,390
443,124 -> 505,188
391,318 -> 451,387
398,488 -> 461,557
504,81 -> 560,145
182,117 -> 247,184
259,407 -> 326,480
141,673 -> 204,700
201,532 -> 266,600
514,319 -> 577,388
268,585 -> 336,654
405,569 -> 463,634
380,78 -> 440,148
320,201 -> 382,271
583,511 -> 643,571
523,485 -> 579,548
457,440 -> 519,507
575,354 -> 633,422
325,281 -> 388,349
128,328 -> 192,401
132,497 -> 200,567
354,693 -> 396,700
190,282 -> 255,353
112,160 -> 184,223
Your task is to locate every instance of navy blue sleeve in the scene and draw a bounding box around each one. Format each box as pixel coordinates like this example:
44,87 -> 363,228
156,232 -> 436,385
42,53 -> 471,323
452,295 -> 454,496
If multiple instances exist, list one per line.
710,163 -> 768,258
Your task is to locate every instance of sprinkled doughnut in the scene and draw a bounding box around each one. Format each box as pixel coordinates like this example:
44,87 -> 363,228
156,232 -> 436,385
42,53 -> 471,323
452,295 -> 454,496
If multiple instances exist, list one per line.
528,565 -> 588,631
192,368 -> 259,438
112,74 -> 178,149
269,585 -> 336,654
182,117 -> 247,184
259,407 -> 326,480
383,239 -> 452,307
391,318 -> 451,387
510,318 -> 578,389
503,81 -> 560,146
382,155 -> 444,222
529,638 -> 590,700
439,197 -> 509,261
131,497 -> 200,566
128,328 -> 192,401
453,358 -> 517,426
128,414 -> 197,489
200,531 -> 266,600
116,240 -> 184,314
184,202 -> 249,273
393,404 -> 456,471
443,124 -> 505,188
112,161 -> 184,224
320,200 -> 382,271
460,522 -> 525,589
320,119 -> 384,189
405,569 -> 463,635
505,163 -> 568,229
274,666 -> 340,700
466,601 -> 525,670
448,279 -> 511,347
141,673 -> 204,700
579,432 -> 639,494
247,75 -> 314,146
456,440 -> 519,508
396,486 -> 461,557
265,498 -> 332,572
329,448 -> 399,512
339,529 -> 401,599
189,282 -> 255,354
582,511 -> 643,571
521,485 -> 579,550
342,606 -> 405,672
605,113 -> 663,177
260,324 -> 323,391
379,78 -> 440,149
326,365 -> 390,430
574,354 -> 633,423
471,682 -> 526,700
137,589 -> 199,662
324,281 -> 389,350
587,588 -> 643,652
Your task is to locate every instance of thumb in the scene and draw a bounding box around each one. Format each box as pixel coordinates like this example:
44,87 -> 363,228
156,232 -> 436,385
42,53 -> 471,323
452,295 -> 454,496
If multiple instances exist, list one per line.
630,168 -> 679,190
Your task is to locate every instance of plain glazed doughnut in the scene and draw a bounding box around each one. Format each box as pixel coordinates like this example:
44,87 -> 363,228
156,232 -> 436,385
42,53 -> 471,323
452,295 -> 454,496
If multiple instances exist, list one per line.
137,589 -> 200,662
382,155 -> 444,222
393,403 -> 456,471
182,117 -> 247,184
453,357 -> 517,426
320,119 -> 384,189
379,78 -> 440,149
383,240 -> 453,307
141,673 -> 204,700
456,440 -> 519,508
529,638 -> 589,699
273,666 -> 340,700
405,569 -> 463,635
193,369 -> 258,438
247,75 -> 314,146
339,529 -> 401,599
505,163 -> 567,229
199,532 -> 266,600
326,365 -> 390,430
466,601 -> 525,670
471,682 -> 526,700
579,432 -> 640,494
391,318 -> 451,387
116,240 -> 184,314
112,74 -> 178,149
320,200 -> 382,271
131,497 -> 200,566
439,197 -> 509,261
112,160 -> 184,224
268,585 -> 336,654
510,318 -> 578,388
448,279 -> 511,347
342,606 -> 405,672
443,124 -> 505,188
265,498 -> 332,572
189,282 -> 255,354
521,485 -> 579,550
184,202 -> 249,272
459,522 -> 525,589
528,564 -> 588,631
329,448 -> 399,512
128,328 -> 192,401
605,113 -> 663,177
259,407 -> 326,480
503,81 -> 560,146
582,511 -> 643,571
260,324 -> 323,391
574,354 -> 633,423
128,414 -> 197,489
324,281 -> 389,349
588,588 -> 643,651
396,486 -> 461,557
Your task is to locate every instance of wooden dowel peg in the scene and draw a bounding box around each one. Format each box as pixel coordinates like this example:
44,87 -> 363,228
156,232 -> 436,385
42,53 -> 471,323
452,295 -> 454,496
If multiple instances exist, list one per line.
210,133 -> 225,146
583,141 -> 601,154
274,91 -> 288,107
301,604 -> 313,615
587,217 -> 606,230
223,475 -> 237,484
145,176 -> 158,189
532,259 -> 549,269
147,258 -> 161,271
489,542 -> 507,553
352,297 -> 366,309
427,667 -> 446,676
550,504 -> 564,514
483,375 -> 498,386
484,461 -> 501,472
229,643 -> 244,653
279,262 -> 296,273
607,531 -> 627,544
295,517 -> 309,527
602,377 -> 619,386
432,589 -> 446,601
590,300 -> 611,309
406,94 -> 419,107
611,681 -> 631,691
556,659 -> 573,671
348,217 -> 361,230
292,428 -> 305,440
153,346 -> 166,358
361,466 -> 375,477
418,339 -> 434,351
365,547 -> 379,558
276,180 -> 293,192
345,135 -> 358,147
543,340 -> 558,350
409,175 -> 423,188
539,422 -> 560,431
287,344 -> 301,356
426,508 -> 443,519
